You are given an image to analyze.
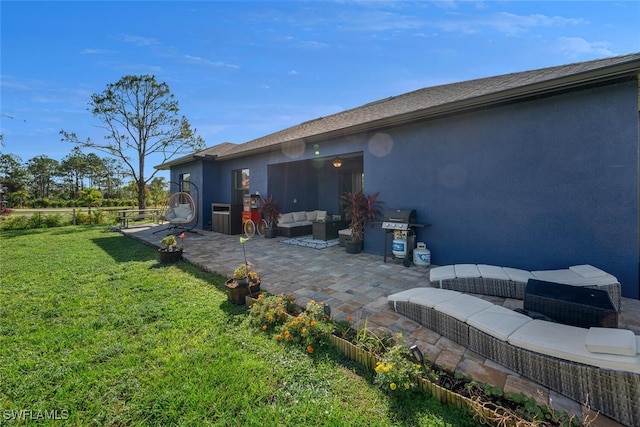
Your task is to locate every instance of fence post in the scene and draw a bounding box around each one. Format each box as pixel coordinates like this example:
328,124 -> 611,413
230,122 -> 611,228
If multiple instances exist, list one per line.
73,209 -> 76,225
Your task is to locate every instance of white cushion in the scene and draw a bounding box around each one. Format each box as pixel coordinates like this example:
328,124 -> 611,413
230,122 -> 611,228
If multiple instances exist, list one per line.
434,294 -> 493,322
477,264 -> 510,280
292,211 -> 307,222
531,269 -> 617,287
388,288 -> 433,304
408,288 -> 461,308
508,320 -> 640,373
338,228 -> 351,236
502,267 -> 535,283
306,211 -> 317,221
430,265 -> 456,282
454,264 -> 481,278
173,206 -> 191,219
178,203 -> 191,209
467,305 -> 532,341
586,327 -> 637,356
316,210 -> 327,221
570,264 -> 608,278
278,213 -> 294,224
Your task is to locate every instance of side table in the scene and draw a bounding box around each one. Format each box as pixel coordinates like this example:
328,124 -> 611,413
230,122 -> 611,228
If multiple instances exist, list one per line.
312,220 -> 346,241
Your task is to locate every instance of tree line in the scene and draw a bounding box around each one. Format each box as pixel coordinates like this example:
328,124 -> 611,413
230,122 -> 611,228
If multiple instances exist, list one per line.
0,147 -> 167,208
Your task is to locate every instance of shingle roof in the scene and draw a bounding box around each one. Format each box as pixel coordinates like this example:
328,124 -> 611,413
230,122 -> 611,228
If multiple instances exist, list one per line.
215,53 -> 640,160
161,53 -> 640,168
155,141 -> 236,169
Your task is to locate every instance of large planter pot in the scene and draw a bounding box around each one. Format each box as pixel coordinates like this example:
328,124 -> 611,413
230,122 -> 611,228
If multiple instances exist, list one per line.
344,239 -> 363,254
158,248 -> 183,263
264,226 -> 278,239
225,279 -> 261,305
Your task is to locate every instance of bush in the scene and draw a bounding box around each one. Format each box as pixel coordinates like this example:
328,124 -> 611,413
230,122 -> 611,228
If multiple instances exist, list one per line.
374,343 -> 421,394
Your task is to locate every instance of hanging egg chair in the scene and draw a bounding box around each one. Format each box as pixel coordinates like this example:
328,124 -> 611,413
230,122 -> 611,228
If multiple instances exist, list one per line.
154,181 -> 199,234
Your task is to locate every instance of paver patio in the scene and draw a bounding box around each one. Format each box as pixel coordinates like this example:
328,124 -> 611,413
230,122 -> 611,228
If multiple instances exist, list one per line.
121,225 -> 640,426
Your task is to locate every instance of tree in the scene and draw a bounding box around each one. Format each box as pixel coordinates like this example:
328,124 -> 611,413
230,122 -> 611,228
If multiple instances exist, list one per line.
0,153 -> 27,207
26,155 -> 60,199
60,75 -> 205,209
59,147 -> 90,199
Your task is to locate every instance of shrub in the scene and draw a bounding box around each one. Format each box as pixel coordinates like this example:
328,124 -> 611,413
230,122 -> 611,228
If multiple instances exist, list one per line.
374,343 -> 421,394
248,293 -> 296,332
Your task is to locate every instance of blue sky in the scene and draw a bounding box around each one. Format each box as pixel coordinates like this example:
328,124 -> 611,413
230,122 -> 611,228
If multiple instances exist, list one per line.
1,1 -> 639,178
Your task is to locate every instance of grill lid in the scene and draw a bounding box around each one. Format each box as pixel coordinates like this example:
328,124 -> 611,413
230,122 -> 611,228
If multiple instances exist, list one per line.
381,209 -> 416,230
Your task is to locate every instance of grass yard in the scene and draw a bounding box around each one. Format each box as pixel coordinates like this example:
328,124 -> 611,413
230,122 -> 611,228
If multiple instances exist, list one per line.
0,226 -> 476,426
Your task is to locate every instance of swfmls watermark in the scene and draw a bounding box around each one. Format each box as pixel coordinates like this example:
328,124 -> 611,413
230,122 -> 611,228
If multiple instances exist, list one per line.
3,409 -> 69,421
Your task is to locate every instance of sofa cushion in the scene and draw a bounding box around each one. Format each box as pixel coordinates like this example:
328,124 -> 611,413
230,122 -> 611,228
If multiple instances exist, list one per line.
173,206 -> 191,220
502,267 -> 535,283
409,288 -> 461,308
292,211 -> 307,222
306,211 -> 317,221
586,327 -> 637,356
430,265 -> 456,283
316,210 -> 327,221
570,264 -> 608,278
507,320 -> 640,373
477,264 -> 510,281
434,294 -> 493,322
454,264 -> 481,278
279,213 -> 294,224
387,288 -> 434,304
467,305 -> 532,341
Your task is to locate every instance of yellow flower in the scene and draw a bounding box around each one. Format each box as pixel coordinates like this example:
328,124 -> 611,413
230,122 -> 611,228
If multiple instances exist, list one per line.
390,383 -> 397,390
262,325 -> 267,331
404,383 -> 410,389
384,364 -> 392,373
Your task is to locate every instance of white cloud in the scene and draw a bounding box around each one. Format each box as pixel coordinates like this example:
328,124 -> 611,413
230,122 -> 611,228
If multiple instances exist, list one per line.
555,37 -> 614,57
183,55 -> 239,69
80,48 -> 115,55
436,12 -> 585,36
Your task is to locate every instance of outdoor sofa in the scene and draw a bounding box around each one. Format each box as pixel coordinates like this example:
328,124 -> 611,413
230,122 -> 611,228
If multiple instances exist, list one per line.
277,210 -> 327,237
388,287 -> 640,427
429,264 -> 622,310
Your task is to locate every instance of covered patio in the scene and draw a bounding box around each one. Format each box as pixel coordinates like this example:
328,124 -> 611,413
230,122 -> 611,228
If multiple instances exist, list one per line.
122,225 -> 640,426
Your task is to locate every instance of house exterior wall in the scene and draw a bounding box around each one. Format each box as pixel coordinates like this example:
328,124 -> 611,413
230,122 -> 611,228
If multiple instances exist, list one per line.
172,78 -> 639,298
363,80 -> 639,298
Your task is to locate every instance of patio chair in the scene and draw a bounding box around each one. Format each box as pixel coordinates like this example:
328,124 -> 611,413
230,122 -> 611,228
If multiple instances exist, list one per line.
153,182 -> 199,235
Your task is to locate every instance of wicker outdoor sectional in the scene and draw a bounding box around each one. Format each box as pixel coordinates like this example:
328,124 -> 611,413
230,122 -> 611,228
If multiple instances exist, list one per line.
429,264 -> 622,310
388,287 -> 640,427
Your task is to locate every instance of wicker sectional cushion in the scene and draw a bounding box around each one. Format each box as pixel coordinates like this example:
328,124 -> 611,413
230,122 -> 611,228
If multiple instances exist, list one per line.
586,327 -> 638,356
454,264 -> 481,278
502,267 -> 535,283
429,265 -> 455,282
477,264 -> 510,280
466,305 -> 533,341
570,264 -> 608,278
434,294 -> 494,322
279,213 -> 294,224
531,268 -> 617,287
409,288 -> 461,308
387,288 -> 434,303
507,320 -> 640,373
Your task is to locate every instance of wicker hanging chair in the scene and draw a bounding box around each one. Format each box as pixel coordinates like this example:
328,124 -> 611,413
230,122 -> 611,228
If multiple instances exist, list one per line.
154,182 -> 199,234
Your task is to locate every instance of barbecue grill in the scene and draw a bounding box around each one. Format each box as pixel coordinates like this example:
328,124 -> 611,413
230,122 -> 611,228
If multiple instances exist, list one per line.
381,209 -> 428,267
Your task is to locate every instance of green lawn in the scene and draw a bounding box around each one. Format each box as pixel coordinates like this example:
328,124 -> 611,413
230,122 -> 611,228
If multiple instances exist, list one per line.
0,226 -> 476,426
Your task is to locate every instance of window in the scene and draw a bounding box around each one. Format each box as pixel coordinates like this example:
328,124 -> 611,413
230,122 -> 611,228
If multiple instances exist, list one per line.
233,169 -> 249,204
179,173 -> 191,193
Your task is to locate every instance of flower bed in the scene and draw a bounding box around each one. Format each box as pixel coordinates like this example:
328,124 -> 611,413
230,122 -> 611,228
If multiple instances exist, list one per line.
247,293 -> 585,426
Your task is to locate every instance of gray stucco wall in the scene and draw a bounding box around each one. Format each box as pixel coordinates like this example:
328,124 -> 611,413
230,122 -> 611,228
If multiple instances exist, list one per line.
173,78 -> 639,298
363,80 -> 639,298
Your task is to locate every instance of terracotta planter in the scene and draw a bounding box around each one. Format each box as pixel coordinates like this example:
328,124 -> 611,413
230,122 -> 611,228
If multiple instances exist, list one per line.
158,248 -> 183,263
225,279 -> 261,305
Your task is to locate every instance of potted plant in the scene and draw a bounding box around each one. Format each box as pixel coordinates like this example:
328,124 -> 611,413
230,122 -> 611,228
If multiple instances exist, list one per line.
340,191 -> 384,254
158,234 -> 182,263
261,195 -> 280,238
225,237 -> 262,304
